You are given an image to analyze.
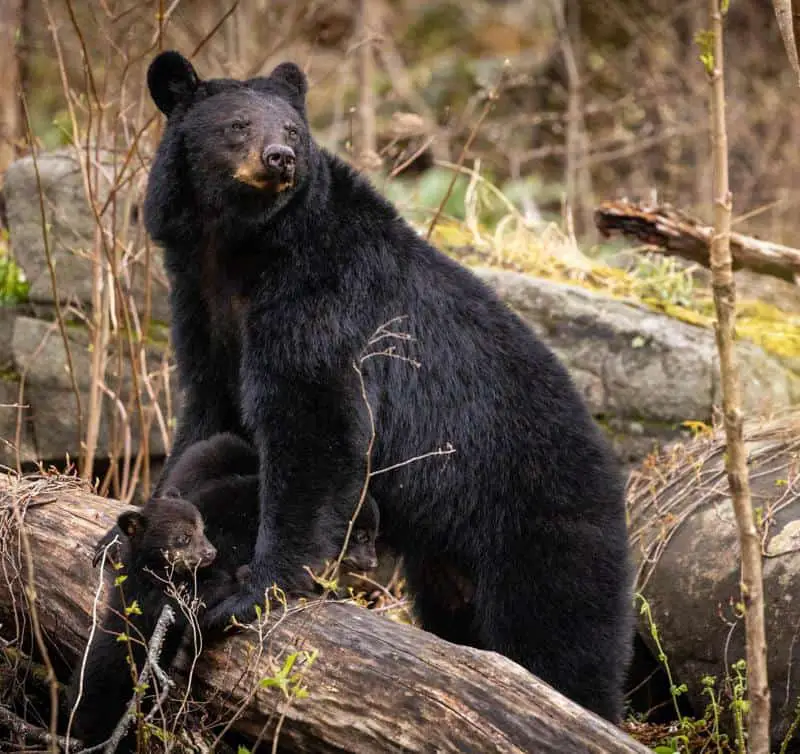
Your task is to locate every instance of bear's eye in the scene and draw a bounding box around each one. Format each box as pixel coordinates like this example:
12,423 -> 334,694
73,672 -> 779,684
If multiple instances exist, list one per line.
285,125 -> 298,141
175,533 -> 191,547
229,120 -> 250,133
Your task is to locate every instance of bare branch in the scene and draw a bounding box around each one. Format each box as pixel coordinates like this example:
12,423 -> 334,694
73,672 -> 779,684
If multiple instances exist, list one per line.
772,0 -> 800,87
705,4 -> 770,752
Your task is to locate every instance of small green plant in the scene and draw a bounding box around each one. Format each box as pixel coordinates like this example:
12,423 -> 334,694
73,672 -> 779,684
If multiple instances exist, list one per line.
628,255 -> 697,309
638,594 -> 690,726
637,594 -> 737,753
728,659 -> 749,754
780,694 -> 800,754
700,675 -> 729,753
259,649 -> 318,702
0,231 -> 29,305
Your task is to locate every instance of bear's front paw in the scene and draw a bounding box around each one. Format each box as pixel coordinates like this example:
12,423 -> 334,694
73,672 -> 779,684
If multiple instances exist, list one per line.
200,589 -> 264,635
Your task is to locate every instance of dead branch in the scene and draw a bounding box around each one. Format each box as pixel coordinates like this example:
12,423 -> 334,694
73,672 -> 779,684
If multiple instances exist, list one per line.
354,0 -> 381,172
594,199 -> 800,284
103,604 -> 176,754
0,0 -> 23,181
772,0 -> 800,87
0,474 -> 650,754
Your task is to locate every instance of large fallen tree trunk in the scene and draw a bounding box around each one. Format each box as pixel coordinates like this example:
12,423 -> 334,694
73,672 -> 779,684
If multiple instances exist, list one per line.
595,199 -> 800,283
0,473 -> 649,753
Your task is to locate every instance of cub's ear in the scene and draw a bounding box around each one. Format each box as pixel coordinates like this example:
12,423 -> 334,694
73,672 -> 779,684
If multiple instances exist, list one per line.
148,51 -> 200,116
160,484 -> 183,499
117,510 -> 147,539
268,62 -> 308,100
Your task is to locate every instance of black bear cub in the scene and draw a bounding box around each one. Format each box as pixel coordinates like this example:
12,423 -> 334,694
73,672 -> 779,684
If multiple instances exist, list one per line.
96,50 -> 633,721
162,432 -> 381,580
66,498 -> 218,750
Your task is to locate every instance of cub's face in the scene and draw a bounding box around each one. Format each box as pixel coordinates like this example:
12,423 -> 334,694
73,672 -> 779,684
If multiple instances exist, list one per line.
118,498 -> 217,574
342,497 -> 380,572
342,526 -> 379,572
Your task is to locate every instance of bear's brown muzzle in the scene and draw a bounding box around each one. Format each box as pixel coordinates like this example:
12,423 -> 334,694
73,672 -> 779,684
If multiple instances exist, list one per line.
234,146 -> 295,193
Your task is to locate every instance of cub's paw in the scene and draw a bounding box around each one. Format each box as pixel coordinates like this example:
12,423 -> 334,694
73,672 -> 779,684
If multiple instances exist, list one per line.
235,564 -> 252,587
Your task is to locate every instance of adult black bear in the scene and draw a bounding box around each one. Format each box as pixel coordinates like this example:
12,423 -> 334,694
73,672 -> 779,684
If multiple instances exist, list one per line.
98,50 -> 633,720
66,498 -> 218,750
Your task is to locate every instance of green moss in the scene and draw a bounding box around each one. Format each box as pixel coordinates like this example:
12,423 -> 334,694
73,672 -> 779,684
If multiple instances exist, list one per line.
427,216 -> 800,370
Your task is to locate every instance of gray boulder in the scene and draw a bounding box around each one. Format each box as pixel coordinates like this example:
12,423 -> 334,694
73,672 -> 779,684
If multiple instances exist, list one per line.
628,414 -> 800,748
4,149 -> 170,322
3,315 -> 174,464
475,268 -> 800,461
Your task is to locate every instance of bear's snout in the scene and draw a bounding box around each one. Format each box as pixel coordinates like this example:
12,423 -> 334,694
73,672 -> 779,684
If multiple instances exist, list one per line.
262,144 -> 296,181
200,542 -> 217,566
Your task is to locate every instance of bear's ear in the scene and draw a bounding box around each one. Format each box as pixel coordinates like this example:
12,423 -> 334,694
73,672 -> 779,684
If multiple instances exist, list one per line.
160,484 -> 183,499
148,51 -> 200,116
118,510 -> 147,539
268,62 -> 308,100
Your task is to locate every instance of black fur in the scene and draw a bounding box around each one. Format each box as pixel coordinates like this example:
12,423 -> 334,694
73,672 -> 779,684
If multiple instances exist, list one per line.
163,432 -> 381,578
96,51 -> 633,720
66,498 -> 217,750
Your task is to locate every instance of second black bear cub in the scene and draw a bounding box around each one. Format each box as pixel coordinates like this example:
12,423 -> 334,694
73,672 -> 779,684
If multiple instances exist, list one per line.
66,498 -> 218,749
163,432 -> 381,580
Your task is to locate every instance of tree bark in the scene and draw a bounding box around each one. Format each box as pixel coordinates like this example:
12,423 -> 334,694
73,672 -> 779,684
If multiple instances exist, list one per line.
0,0 -> 23,181
354,0 -> 381,172
550,0 -> 594,241
772,0 -> 800,87
705,3 -> 770,753
0,474 -> 650,754
594,199 -> 800,284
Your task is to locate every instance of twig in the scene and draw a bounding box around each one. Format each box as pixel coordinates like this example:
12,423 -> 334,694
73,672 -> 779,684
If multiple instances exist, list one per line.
548,0 -> 594,239
771,0 -> 800,88
8,496 -> 59,753
65,536 -> 119,750
0,704 -> 81,752
190,1 -> 240,58
705,4 -> 770,752
354,0 -> 381,172
103,604 -> 176,754
18,92 -> 85,471
370,445 -> 456,478
426,64 -> 508,241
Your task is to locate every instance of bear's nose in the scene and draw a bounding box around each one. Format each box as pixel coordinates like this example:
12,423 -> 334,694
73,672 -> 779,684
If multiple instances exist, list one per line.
262,144 -> 296,174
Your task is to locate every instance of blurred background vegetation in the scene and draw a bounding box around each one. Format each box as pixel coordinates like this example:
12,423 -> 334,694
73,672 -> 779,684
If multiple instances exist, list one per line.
2,0 -> 799,246
3,0 -> 800,486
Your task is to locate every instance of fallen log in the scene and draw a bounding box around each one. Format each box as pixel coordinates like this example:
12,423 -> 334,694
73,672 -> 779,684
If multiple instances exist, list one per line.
595,199 -> 800,283
0,473 -> 648,753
